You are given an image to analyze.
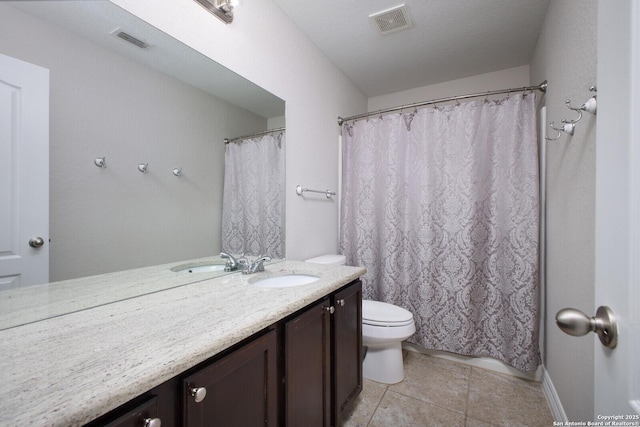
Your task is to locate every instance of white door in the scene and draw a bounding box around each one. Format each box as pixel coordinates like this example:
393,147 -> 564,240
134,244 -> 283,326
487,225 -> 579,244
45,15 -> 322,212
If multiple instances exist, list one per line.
0,53 -> 49,288
593,0 -> 640,418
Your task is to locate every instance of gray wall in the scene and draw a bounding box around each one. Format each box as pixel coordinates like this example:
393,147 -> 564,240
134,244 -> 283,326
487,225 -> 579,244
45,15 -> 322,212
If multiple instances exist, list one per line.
0,5 -> 267,281
529,0 -> 597,420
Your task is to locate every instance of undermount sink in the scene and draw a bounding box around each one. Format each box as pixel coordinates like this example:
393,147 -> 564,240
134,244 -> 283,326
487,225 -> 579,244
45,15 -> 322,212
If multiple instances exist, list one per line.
251,274 -> 320,288
171,263 -> 226,273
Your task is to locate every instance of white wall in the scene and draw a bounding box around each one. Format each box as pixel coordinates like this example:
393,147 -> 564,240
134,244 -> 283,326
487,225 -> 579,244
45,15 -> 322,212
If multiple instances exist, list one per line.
368,65 -> 530,112
529,0 -> 597,420
111,0 -> 368,262
0,4 -> 267,281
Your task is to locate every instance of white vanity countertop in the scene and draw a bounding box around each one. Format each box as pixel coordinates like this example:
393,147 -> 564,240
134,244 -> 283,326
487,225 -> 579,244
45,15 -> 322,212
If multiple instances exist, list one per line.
0,260 -> 365,427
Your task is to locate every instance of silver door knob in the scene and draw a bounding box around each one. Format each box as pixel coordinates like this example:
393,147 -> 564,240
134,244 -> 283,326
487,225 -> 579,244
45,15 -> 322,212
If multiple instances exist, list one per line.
28,237 -> 45,248
556,306 -> 618,349
143,417 -> 161,427
324,306 -> 335,314
189,386 -> 207,403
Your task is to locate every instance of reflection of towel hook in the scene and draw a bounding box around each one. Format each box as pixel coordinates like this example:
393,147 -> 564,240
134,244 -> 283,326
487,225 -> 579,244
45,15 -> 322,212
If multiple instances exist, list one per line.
94,157 -> 106,168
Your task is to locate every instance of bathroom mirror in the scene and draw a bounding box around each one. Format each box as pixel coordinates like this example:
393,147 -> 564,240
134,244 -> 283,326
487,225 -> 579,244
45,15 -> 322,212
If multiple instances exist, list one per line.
0,1 -> 285,330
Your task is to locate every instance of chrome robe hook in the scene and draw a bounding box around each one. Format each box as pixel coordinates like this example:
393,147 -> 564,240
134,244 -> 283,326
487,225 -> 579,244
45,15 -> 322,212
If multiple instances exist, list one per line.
546,121 -> 575,141
565,85 -> 597,122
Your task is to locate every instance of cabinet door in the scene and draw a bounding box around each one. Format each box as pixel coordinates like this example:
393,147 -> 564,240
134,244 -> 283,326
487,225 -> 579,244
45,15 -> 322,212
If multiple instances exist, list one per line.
285,299 -> 331,427
333,280 -> 363,424
101,397 -> 160,427
183,329 -> 278,427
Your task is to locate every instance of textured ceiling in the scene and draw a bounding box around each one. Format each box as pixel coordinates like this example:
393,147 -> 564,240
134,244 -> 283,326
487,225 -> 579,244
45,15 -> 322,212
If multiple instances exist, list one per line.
273,0 -> 550,97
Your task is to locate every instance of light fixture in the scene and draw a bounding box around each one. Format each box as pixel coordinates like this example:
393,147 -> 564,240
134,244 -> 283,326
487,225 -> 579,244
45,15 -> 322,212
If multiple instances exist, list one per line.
194,0 -> 234,24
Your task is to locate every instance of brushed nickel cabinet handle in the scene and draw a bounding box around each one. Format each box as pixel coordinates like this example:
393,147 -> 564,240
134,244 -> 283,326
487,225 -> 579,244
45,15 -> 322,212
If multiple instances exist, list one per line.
189,386 -> 207,403
143,417 -> 161,427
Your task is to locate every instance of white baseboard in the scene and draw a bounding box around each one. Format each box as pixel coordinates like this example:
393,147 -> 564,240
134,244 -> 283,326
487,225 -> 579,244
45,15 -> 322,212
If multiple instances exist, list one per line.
542,366 -> 568,422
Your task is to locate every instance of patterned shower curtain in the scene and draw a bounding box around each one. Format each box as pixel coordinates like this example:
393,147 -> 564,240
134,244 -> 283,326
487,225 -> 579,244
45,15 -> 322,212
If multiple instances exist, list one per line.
340,95 -> 540,372
221,132 -> 285,258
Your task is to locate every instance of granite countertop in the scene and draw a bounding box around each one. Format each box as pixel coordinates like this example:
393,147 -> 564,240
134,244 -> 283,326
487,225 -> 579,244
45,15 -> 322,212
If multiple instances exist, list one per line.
0,260 -> 365,427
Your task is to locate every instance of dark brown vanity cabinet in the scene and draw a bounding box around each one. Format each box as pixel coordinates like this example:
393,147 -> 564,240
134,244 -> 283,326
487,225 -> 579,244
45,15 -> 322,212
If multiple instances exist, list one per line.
84,279 -> 362,427
182,328 -> 279,427
284,280 -> 362,426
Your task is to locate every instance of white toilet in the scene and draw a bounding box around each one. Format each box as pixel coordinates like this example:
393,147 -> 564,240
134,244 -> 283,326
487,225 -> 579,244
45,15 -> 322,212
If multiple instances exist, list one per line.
361,300 -> 415,384
305,254 -> 416,384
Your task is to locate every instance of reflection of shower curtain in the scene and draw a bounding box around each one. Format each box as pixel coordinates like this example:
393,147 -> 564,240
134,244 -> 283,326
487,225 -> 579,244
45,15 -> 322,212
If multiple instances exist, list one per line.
340,95 -> 540,372
222,132 -> 285,258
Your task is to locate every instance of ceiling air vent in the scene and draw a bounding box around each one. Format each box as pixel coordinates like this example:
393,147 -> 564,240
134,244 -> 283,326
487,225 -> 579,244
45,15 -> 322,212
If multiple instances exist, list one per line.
370,4 -> 412,35
110,29 -> 150,49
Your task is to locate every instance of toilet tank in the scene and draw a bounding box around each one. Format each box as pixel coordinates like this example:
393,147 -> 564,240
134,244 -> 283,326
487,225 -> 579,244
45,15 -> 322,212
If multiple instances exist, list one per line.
304,254 -> 346,266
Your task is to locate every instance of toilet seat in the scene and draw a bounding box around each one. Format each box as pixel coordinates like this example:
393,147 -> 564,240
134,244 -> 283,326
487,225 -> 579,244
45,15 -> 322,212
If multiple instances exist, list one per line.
362,300 -> 414,327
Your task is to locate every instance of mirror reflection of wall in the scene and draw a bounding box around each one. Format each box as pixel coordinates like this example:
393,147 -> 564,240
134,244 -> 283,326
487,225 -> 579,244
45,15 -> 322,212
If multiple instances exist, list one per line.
0,2 -> 285,282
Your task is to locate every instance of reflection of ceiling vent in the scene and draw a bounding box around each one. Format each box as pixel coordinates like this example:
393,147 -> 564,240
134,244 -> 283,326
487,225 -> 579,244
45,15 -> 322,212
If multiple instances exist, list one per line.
370,4 -> 412,35
110,28 -> 150,49
369,4 -> 411,34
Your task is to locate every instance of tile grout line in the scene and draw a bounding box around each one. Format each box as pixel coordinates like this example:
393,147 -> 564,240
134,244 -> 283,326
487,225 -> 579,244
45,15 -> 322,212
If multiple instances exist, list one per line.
464,366 -> 472,425
365,384 -> 389,427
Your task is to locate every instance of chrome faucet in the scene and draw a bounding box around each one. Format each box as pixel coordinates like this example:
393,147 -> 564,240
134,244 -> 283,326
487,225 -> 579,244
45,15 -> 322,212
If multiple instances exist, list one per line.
243,255 -> 272,274
220,252 -> 247,272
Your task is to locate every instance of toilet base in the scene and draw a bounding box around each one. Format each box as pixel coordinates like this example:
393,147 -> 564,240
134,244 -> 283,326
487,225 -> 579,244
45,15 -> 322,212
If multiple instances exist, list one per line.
363,341 -> 405,384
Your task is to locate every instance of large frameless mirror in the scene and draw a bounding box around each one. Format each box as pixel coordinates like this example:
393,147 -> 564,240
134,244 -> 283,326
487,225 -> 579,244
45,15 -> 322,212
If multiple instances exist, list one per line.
0,1 -> 286,330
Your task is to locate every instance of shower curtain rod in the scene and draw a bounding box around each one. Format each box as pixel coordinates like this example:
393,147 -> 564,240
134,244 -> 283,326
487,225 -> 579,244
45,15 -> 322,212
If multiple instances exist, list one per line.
224,127 -> 285,144
337,80 -> 548,126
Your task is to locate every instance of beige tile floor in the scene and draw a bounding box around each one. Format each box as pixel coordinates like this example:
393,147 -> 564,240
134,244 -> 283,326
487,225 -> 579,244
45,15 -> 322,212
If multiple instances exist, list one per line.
343,351 -> 555,427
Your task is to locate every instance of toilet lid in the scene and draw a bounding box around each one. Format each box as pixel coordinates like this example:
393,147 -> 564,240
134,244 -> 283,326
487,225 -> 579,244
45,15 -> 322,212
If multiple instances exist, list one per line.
362,300 -> 414,326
